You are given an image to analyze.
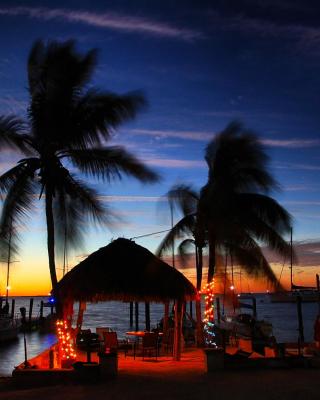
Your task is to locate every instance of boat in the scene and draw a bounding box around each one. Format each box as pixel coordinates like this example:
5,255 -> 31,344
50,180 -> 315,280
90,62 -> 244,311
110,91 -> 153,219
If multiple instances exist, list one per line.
269,229 -> 319,303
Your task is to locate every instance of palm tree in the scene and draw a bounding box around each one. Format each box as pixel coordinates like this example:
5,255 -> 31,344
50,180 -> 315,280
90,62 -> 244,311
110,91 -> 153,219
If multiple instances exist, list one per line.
158,121 -> 293,297
0,40 -> 159,307
201,121 -> 293,284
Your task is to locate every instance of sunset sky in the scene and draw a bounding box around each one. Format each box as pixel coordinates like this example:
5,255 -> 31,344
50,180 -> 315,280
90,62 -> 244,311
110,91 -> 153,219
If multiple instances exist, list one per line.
0,0 -> 319,295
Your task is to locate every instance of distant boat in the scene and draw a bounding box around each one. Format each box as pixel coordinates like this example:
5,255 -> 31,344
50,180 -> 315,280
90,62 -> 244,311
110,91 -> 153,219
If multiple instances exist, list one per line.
269,228 -> 319,303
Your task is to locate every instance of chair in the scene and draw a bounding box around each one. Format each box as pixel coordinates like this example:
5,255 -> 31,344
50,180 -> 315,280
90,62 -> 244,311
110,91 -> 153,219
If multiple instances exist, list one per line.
142,332 -> 159,360
103,331 -> 118,353
96,327 -> 113,341
162,328 -> 174,355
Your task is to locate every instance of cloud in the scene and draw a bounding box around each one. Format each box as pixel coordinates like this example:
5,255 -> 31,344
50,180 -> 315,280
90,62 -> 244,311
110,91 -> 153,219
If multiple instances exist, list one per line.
209,10 -> 320,52
262,139 -> 320,148
283,184 -> 320,192
98,195 -> 163,203
0,96 -> 27,114
0,7 -> 203,41
274,162 -> 320,171
131,128 -> 213,141
144,158 -> 205,168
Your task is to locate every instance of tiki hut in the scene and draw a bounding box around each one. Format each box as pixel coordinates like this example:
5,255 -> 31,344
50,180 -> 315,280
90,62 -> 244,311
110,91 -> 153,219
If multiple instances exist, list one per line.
55,238 -> 197,360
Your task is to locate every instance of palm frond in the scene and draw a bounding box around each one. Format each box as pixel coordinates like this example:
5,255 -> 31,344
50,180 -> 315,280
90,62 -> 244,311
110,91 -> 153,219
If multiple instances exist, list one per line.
68,90 -> 146,148
166,184 -> 199,216
66,146 -> 159,183
230,235 -> 280,288
156,214 -> 196,258
53,173 -> 113,258
0,116 -> 32,154
0,162 -> 38,256
177,238 -> 195,265
205,121 -> 277,192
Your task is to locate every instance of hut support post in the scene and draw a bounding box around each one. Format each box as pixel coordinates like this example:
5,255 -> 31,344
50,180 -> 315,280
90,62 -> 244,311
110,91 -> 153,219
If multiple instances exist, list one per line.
145,302 -> 150,331
173,300 -> 183,361
129,302 -> 133,327
135,302 -> 139,331
163,302 -> 169,336
76,301 -> 86,331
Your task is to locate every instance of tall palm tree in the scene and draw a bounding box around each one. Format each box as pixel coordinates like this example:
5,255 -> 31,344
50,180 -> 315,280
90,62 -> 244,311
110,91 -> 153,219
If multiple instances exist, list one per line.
158,122 -> 293,290
0,40 -> 159,305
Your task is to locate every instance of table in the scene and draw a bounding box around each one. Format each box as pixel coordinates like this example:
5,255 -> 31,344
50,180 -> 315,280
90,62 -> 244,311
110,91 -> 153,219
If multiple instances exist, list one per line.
125,331 -> 162,359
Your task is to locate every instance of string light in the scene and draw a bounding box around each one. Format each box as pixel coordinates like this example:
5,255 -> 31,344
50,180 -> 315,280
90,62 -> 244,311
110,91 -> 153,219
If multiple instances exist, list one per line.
200,279 -> 217,347
56,320 -> 76,364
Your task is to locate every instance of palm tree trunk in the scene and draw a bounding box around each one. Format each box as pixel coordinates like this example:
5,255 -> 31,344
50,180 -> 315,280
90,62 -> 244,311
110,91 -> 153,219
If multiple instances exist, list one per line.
45,186 -> 59,314
195,245 -> 204,347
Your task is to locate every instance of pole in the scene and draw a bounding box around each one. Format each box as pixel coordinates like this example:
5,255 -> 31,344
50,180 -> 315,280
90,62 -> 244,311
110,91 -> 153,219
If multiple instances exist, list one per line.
40,300 -> 44,319
316,274 -> 320,315
296,295 -> 304,352
129,302 -> 133,327
135,302 -> 139,331
5,218 -> 12,303
23,331 -> 28,367
28,298 -> 34,326
145,302 -> 150,331
290,227 -> 293,291
173,301 -> 183,361
10,299 -> 15,319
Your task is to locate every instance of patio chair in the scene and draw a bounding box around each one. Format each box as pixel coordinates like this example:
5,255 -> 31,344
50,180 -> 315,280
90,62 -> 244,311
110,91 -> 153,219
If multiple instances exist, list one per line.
103,331 -> 118,353
162,328 -> 174,355
96,327 -> 113,341
142,332 -> 159,360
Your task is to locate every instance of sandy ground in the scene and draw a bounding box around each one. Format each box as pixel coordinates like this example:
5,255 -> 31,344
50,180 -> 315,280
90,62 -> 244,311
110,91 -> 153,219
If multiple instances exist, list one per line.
1,349 -> 320,400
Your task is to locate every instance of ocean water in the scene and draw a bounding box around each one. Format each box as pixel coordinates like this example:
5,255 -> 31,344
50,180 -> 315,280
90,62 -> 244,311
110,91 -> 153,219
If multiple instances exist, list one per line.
0,295 -> 318,377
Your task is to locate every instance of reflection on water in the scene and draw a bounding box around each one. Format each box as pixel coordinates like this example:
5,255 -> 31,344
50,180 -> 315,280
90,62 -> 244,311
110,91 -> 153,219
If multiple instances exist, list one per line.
0,331 -> 57,376
0,295 -> 318,376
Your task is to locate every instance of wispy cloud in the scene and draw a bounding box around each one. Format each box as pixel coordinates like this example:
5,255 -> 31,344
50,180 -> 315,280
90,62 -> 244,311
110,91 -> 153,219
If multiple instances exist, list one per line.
144,158 -> 205,169
209,10 -> 320,53
0,7 -> 203,41
262,139 -> 320,148
283,184 -> 320,192
98,195 -> 163,203
131,128 -> 213,141
274,162 -> 320,171
0,96 -> 27,114
131,128 -> 320,149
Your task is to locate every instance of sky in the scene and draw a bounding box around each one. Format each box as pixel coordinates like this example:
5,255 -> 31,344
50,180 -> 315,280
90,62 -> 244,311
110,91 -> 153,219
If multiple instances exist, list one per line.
0,0 -> 319,295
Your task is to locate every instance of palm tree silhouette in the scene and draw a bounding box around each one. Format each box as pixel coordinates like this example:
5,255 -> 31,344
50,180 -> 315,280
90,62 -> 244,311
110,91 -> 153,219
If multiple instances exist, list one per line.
158,121 -> 293,290
0,41 -> 159,305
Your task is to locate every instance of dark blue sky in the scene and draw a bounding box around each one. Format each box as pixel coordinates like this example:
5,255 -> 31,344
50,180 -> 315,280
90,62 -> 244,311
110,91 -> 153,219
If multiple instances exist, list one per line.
0,0 -> 319,263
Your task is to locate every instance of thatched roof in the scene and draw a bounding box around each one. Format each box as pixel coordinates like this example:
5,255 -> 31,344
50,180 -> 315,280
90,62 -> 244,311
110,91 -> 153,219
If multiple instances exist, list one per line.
55,238 -> 196,303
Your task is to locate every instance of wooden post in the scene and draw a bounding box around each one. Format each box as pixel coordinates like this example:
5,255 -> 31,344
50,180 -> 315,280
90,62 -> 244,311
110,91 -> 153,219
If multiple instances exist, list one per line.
189,301 -> 193,318
10,299 -> 15,319
173,300 -> 183,361
40,301 -> 44,319
216,297 -> 221,323
28,298 -> 33,325
296,295 -> 304,352
252,297 -> 257,319
163,302 -> 169,335
76,301 -> 86,331
135,302 -> 139,331
145,302 -> 150,331
129,302 -> 133,327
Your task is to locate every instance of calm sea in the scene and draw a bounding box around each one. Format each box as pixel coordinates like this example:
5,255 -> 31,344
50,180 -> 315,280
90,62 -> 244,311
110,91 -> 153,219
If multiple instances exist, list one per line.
0,295 -> 318,376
